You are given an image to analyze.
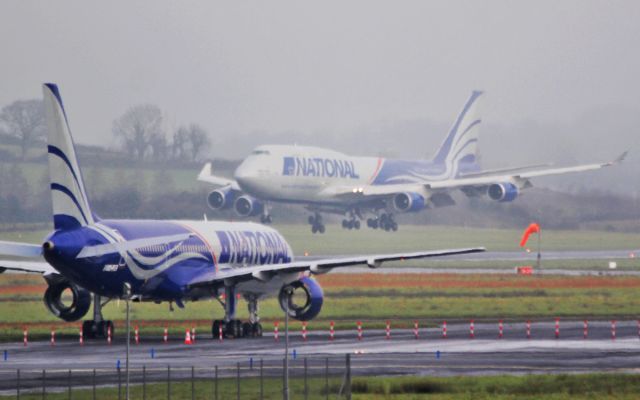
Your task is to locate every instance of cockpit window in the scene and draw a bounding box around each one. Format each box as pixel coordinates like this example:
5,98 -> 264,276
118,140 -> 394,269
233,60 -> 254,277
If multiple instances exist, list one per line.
251,150 -> 270,155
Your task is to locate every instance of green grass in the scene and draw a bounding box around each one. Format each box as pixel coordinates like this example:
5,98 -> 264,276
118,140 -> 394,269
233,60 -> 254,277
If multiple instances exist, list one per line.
9,373 -> 640,399
3,224 -> 640,255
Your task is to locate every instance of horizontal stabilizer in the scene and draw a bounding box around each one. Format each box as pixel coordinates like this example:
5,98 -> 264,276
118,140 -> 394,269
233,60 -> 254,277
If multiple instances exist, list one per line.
76,233 -> 192,259
0,240 -> 43,258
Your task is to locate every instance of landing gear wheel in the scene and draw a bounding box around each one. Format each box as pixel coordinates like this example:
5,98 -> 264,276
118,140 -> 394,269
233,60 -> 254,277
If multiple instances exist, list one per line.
311,225 -> 318,234
82,320 -> 97,339
342,219 -> 348,229
252,322 -> 263,337
212,320 -> 225,339
242,322 -> 253,338
318,224 -> 326,234
354,220 -> 361,230
225,320 -> 242,338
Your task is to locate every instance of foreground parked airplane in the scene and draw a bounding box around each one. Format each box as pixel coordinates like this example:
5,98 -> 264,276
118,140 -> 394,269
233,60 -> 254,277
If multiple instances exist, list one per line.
0,84 -> 484,339
199,91 -> 626,233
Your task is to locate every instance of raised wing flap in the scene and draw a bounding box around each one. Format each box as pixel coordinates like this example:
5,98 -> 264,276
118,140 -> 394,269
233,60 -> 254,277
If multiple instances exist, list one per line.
188,247 -> 485,288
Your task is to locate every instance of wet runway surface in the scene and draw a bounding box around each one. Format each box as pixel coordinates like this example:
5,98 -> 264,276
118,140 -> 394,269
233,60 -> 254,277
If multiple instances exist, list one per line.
1,320 -> 639,392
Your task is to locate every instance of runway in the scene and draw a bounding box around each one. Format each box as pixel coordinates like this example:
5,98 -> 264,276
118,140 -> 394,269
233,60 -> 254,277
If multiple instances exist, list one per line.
1,320 -> 639,393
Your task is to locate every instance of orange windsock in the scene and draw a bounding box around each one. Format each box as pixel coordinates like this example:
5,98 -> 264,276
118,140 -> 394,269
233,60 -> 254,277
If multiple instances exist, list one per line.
520,223 -> 541,247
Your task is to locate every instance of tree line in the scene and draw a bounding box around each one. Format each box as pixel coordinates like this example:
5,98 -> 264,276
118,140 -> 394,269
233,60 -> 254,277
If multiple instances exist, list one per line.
0,99 -> 211,163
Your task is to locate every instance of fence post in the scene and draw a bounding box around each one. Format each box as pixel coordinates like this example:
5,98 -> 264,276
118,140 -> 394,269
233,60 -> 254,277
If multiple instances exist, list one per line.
92,369 -> 96,400
16,369 -> 20,400
236,362 -> 241,400
325,358 -> 329,400
191,366 -> 195,400
143,366 -> 146,400
167,366 -> 171,400
345,353 -> 351,400
260,359 -> 264,400
68,369 -> 72,400
42,369 -> 46,400
214,366 -> 219,400
304,358 -> 308,400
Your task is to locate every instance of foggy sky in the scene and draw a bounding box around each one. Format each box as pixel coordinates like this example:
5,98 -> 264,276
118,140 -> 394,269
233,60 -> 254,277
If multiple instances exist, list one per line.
1,1 -> 639,193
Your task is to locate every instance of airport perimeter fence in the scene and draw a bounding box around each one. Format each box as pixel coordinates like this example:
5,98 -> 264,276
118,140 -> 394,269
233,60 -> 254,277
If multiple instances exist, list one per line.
2,354 -> 353,400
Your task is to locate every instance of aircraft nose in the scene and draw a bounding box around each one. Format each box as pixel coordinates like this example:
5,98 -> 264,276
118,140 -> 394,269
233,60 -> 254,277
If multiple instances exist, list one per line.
234,163 -> 257,186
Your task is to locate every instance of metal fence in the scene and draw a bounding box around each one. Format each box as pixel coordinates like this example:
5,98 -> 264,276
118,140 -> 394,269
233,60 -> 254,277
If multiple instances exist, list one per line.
2,354 -> 353,400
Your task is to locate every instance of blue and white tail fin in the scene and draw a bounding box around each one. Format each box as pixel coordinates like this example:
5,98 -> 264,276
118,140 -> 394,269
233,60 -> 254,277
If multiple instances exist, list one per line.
43,83 -> 95,231
431,90 -> 483,179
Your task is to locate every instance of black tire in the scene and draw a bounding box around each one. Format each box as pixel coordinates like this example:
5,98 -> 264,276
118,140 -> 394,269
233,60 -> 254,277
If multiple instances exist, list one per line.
242,322 -> 253,338
318,224 -> 326,234
372,219 -> 379,229
380,213 -> 388,225
354,220 -> 361,230
392,222 -> 398,232
311,225 -> 318,234
212,320 -> 221,339
253,323 -> 263,337
82,320 -> 96,339
342,219 -> 348,228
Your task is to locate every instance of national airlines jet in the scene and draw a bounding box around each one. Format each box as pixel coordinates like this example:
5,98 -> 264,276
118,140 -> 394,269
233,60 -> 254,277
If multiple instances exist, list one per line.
199,91 -> 626,233
0,84 -> 484,339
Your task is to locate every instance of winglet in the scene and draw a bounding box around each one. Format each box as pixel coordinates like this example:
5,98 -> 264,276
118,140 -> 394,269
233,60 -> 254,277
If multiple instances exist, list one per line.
614,151 -> 629,164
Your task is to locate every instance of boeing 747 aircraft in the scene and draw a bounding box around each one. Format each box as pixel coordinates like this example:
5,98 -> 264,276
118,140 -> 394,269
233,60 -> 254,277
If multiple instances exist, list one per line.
199,91 -> 626,233
0,84 -> 483,339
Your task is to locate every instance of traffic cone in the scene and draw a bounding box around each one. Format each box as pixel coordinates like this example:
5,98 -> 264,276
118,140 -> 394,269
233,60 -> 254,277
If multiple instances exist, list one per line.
184,329 -> 192,345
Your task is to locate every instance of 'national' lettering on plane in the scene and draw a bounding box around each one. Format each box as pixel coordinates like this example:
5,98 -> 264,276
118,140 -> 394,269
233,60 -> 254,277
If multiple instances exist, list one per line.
282,157 -> 360,179
216,230 -> 291,265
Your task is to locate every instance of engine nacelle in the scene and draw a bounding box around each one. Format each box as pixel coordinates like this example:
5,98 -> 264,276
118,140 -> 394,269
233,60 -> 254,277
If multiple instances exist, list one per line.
392,192 -> 426,212
43,278 -> 91,322
278,277 -> 324,321
234,195 -> 264,217
207,188 -> 236,210
488,182 -> 519,202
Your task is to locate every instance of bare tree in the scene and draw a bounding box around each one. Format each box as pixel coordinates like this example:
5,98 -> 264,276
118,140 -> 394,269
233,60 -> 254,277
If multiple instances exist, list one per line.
171,126 -> 189,160
112,104 -> 163,161
0,99 -> 45,160
186,124 -> 210,162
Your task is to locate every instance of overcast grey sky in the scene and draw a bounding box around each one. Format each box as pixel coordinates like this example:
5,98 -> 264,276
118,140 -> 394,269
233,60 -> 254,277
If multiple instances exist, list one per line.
1,0 -> 639,182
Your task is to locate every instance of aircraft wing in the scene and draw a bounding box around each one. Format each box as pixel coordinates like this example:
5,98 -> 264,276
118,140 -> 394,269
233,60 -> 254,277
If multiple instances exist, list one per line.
427,152 -> 627,190
197,162 -> 241,190
188,246 -> 485,287
324,152 -> 626,200
0,259 -> 56,275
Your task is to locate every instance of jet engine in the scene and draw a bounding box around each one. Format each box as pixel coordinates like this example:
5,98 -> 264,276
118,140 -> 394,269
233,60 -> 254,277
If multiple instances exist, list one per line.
234,195 -> 264,217
43,278 -> 91,322
392,192 -> 426,212
488,183 -> 519,202
207,188 -> 236,210
278,277 -> 324,321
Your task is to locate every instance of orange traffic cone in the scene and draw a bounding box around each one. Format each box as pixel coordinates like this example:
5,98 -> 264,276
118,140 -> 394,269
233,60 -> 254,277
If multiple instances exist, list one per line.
184,329 -> 192,345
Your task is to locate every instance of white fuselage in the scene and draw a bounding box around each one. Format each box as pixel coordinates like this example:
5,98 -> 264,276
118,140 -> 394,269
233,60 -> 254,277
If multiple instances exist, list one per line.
233,145 -> 383,204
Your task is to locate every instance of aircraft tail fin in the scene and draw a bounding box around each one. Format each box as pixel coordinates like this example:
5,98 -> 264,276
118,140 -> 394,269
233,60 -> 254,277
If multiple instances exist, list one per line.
42,83 -> 95,231
431,91 -> 483,178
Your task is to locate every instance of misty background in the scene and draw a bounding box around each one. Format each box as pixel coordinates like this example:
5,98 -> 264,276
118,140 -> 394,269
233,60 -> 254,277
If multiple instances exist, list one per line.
0,1 -> 638,230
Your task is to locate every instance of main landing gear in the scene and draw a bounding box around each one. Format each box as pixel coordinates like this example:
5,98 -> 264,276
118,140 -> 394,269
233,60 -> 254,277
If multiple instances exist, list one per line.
211,287 -> 263,339
308,212 -> 326,234
341,217 -> 361,230
82,294 -> 115,339
366,213 -> 398,232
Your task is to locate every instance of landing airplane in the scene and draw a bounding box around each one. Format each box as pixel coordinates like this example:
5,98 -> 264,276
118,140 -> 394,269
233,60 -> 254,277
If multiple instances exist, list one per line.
199,91 -> 626,233
0,84 -> 484,339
